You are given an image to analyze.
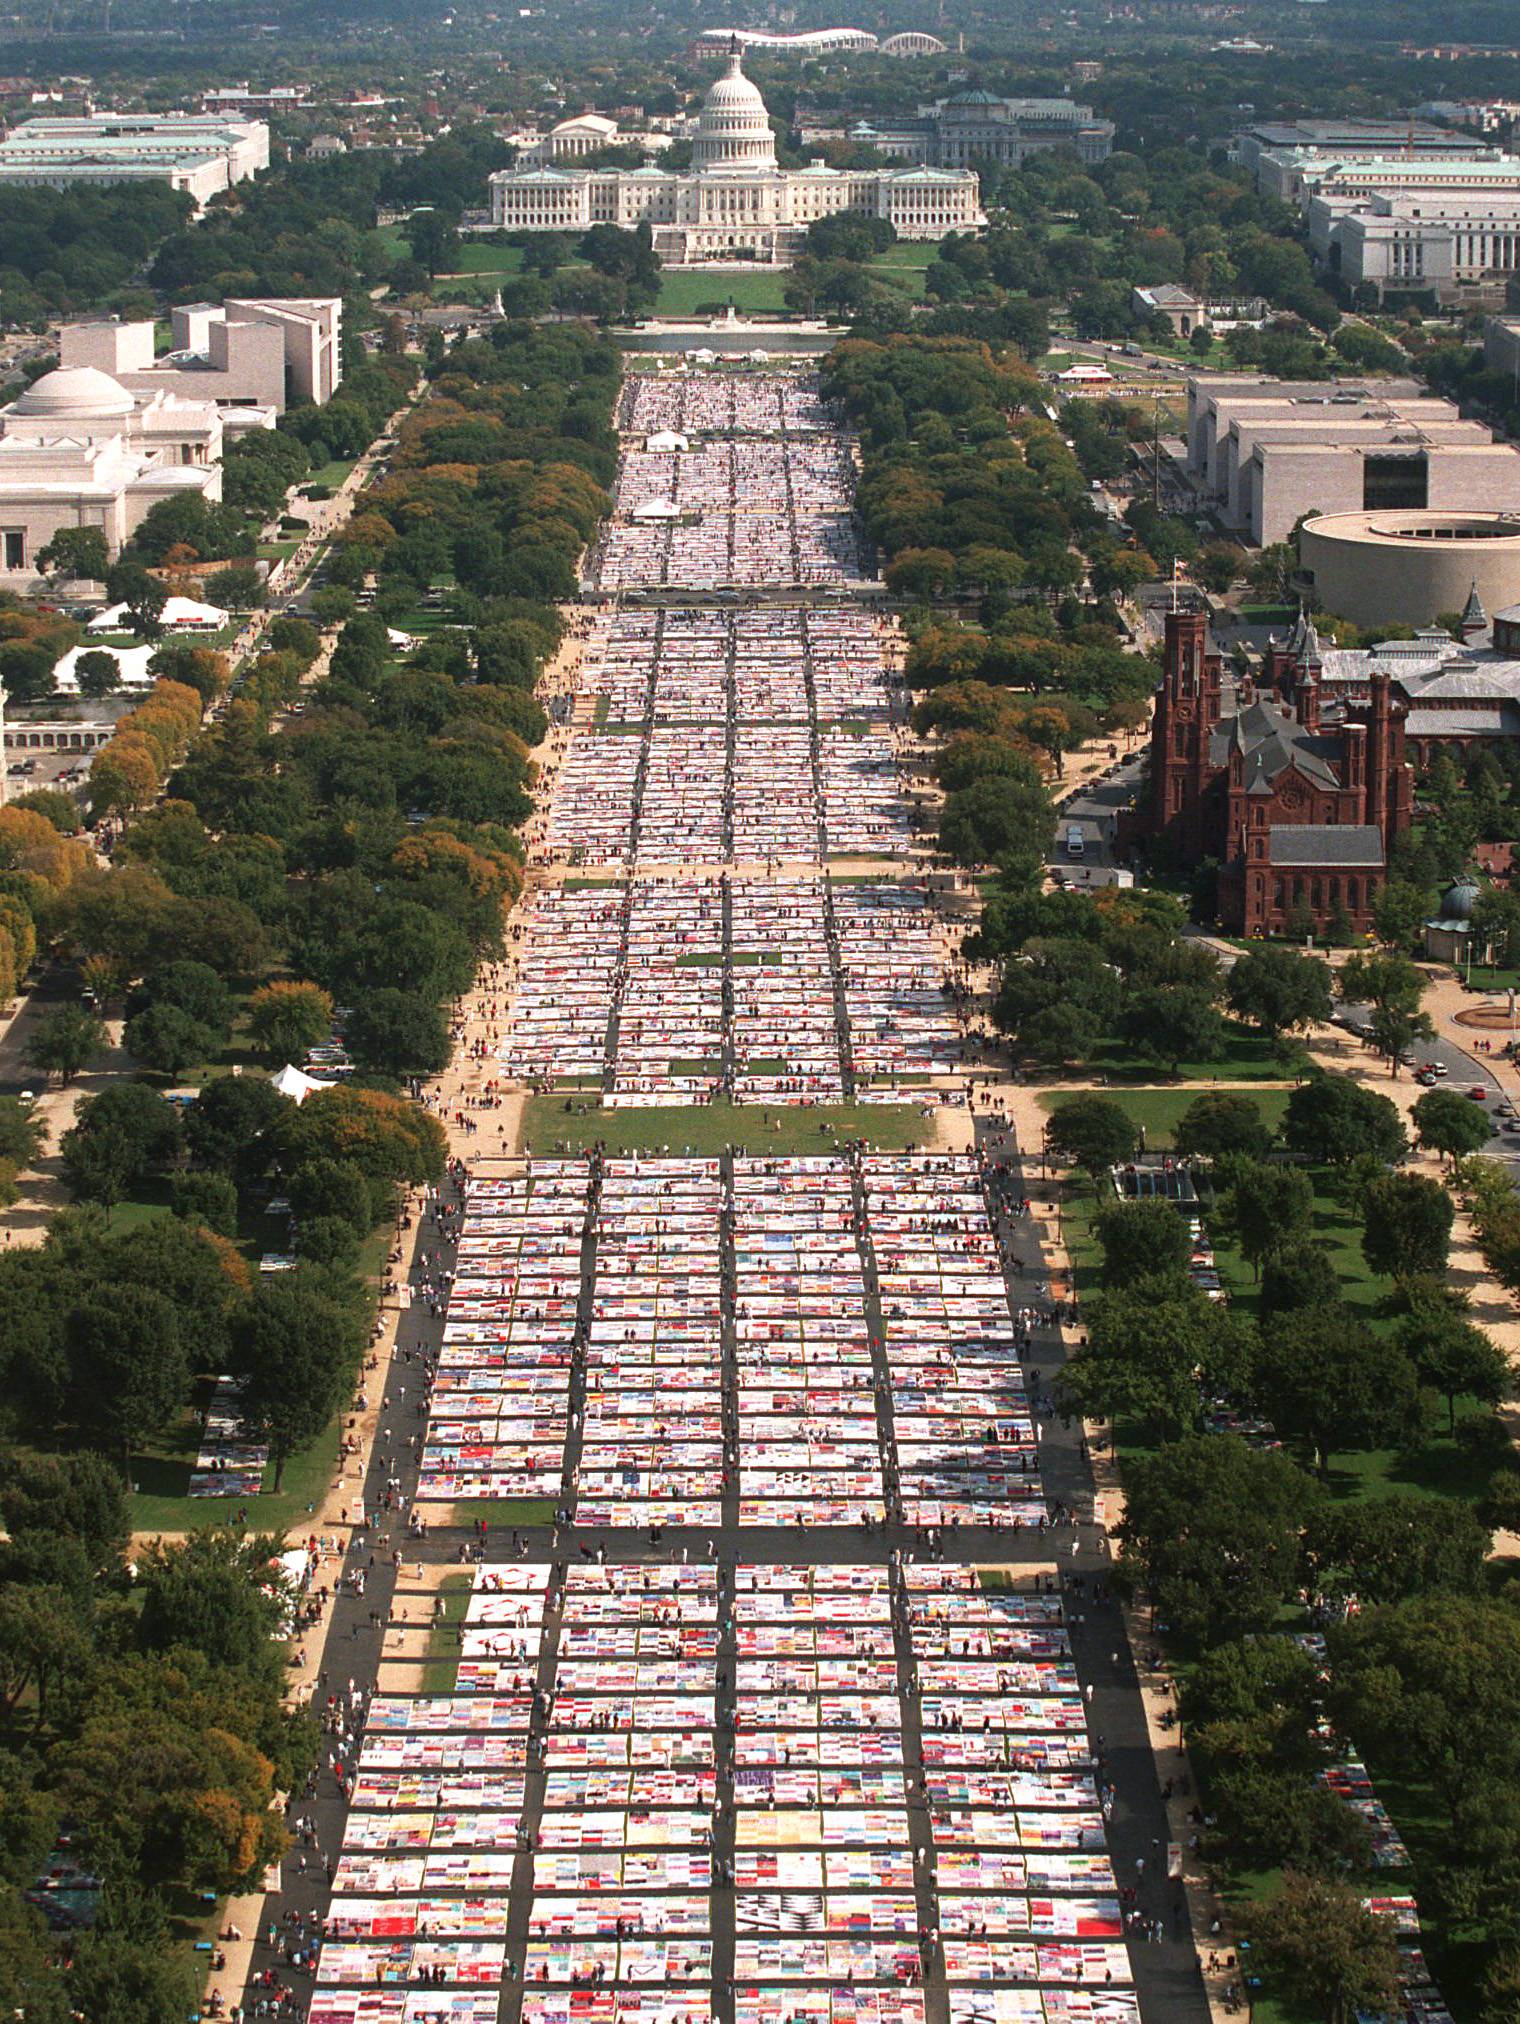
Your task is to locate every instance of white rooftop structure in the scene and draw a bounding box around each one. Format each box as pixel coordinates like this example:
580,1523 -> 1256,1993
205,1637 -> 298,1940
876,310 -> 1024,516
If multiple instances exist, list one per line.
0,111 -> 268,206
52,641 -> 156,692
61,298 -> 342,414
0,363 -> 270,590
688,25 -> 879,52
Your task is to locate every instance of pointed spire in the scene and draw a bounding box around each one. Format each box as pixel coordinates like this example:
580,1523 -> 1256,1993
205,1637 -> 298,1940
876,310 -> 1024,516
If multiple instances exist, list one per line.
1461,580 -> 1488,635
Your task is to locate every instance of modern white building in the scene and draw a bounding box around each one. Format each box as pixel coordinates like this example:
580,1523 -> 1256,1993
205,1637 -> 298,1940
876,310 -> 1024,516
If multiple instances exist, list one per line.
0,364 -> 273,587
1309,187 -> 1520,299
489,50 -> 982,266
0,112 -> 269,206
1233,116 -> 1493,201
1185,373 -> 1520,546
60,298 -> 343,414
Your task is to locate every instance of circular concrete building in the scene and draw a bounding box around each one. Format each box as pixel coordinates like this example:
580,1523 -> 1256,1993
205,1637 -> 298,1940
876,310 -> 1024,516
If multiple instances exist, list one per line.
1298,510 -> 1520,628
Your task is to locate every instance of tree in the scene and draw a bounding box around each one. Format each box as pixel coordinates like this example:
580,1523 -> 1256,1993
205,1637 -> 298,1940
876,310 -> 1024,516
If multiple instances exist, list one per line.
236,1273 -> 361,1487
1226,944 -> 1332,1039
938,769 -> 1055,880
1413,1085 -> 1494,1164
1329,1595 -> 1520,1804
1255,1306 -> 1417,1474
170,1168 -> 239,1237
1242,1874 -> 1401,2024
1213,1158 -> 1313,1276
66,1285 -> 187,1462
102,556 -> 167,637
1093,1198 -> 1192,1288
75,648 -> 123,699
136,1530 -> 287,1671
1283,1073 -> 1407,1166
65,1932 -> 199,2024
1117,983 -> 1224,1073
344,988 -> 452,1076
245,979 -> 334,1063
0,1583 -> 93,1724
271,1083 -> 446,1187
37,524 -> 109,584
0,1450 -> 128,1569
1043,1094 -> 1139,1180
25,1003 -> 106,1083
185,1073 -> 293,1179
1339,950 -> 1433,1075
1361,1170 -> 1454,1282
288,1157 -> 373,1235
1366,998 -> 1436,1076
1173,1092 -> 1273,1161
1118,1434 -> 1319,1646
1396,1303 -> 1509,1433
123,1001 -> 216,1078
885,547 -> 958,599
1259,1240 -> 1340,1323
1306,1492 -> 1491,1604
1061,1272 -> 1253,1438
205,564 -> 265,610
1374,878 -> 1435,952
60,1083 -> 181,1211
130,959 -> 231,1033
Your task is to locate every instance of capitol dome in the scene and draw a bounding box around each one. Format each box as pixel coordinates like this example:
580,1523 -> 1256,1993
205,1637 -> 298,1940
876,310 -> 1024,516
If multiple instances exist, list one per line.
692,50 -> 778,177
10,365 -> 135,420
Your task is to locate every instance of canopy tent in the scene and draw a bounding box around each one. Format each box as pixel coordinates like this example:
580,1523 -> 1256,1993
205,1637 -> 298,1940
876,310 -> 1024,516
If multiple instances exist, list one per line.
51,641 -> 155,692
89,595 -> 228,632
272,1063 -> 336,1104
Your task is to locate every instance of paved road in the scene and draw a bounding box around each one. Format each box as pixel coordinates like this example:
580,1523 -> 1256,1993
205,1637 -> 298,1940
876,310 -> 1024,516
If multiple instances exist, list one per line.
974,1118 -> 1211,2024
1047,754 -> 1147,877
1335,1003 -> 1520,1165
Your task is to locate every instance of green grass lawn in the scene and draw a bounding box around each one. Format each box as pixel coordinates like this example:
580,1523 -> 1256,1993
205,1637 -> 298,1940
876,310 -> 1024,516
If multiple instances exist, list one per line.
416,1571 -> 472,1694
1462,965 -> 1520,992
522,1095 -> 933,1156
1080,1023 -> 1307,1086
654,268 -> 792,317
1038,1086 -> 1291,1152
447,1497 -> 557,1528
128,1416 -> 342,1537
304,459 -> 356,491
444,241 -> 525,276
426,275 -> 502,305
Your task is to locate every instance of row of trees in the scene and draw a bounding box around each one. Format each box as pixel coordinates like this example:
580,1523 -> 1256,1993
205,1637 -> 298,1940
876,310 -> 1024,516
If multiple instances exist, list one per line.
1043,1051 -> 1520,2014
0,1446 -> 323,2019
0,318 -> 540,2020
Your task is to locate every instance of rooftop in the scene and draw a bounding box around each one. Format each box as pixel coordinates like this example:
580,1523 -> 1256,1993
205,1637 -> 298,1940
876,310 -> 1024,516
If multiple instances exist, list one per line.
1268,824 -> 1385,867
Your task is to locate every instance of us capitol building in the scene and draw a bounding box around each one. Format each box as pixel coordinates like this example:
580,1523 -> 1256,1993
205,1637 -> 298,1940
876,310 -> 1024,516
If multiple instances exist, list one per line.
489,48 -> 984,266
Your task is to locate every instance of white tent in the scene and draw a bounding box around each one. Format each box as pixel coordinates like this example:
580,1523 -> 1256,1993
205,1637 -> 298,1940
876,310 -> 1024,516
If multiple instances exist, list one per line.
89,595 -> 229,633
52,641 -> 155,693
271,1063 -> 336,1104
646,430 -> 689,453
630,498 -> 682,522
